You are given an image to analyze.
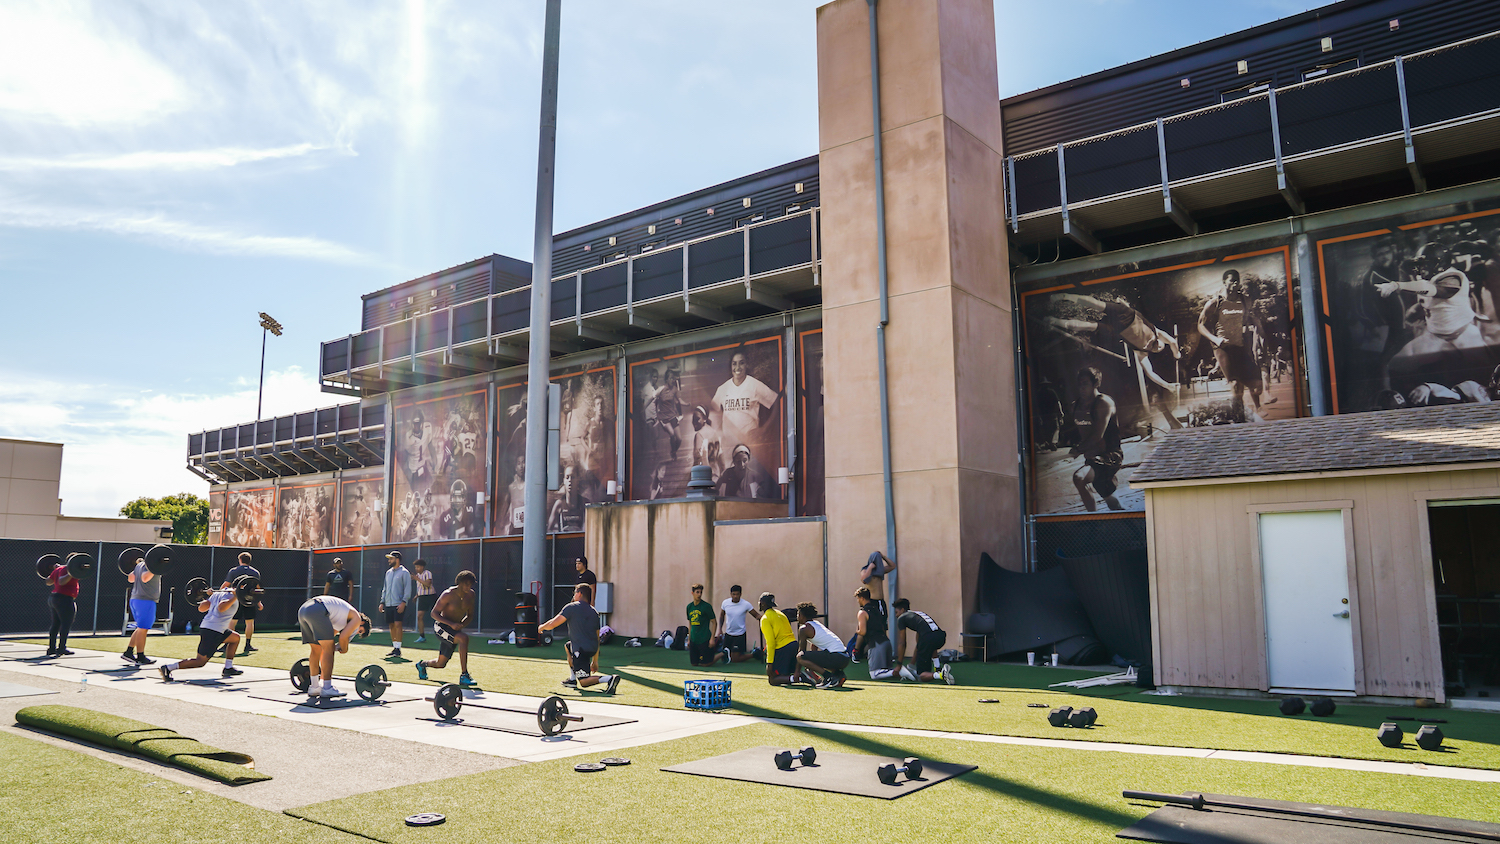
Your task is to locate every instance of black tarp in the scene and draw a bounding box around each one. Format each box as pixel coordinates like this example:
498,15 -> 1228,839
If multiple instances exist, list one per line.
976,552 -> 1106,664
1059,548 -> 1152,663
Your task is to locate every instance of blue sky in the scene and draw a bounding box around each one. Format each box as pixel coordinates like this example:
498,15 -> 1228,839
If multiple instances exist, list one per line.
0,0 -> 1319,517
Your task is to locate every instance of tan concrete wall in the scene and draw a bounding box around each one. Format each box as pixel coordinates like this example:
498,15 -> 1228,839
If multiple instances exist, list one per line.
0,439 -> 167,541
584,500 -> 817,638
1145,466 -> 1500,701
715,519 -> 827,619
817,0 -> 1021,637
55,516 -> 169,543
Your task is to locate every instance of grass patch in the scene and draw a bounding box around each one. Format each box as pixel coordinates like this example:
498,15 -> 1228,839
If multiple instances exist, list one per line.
287,721 -> 1500,843
16,704 -> 268,784
46,632 -> 1500,769
0,730 -> 363,843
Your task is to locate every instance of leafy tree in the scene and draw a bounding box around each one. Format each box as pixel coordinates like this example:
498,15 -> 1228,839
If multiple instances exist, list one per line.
120,493 -> 209,544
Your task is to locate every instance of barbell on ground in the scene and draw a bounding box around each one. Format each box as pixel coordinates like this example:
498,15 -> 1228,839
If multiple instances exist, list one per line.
877,757 -> 924,785
773,747 -> 817,770
36,552 -> 93,580
287,659 -> 391,702
427,686 -> 583,736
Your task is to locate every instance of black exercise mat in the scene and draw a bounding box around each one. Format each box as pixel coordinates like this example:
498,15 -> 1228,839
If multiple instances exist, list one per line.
247,692 -> 421,710
1118,794 -> 1500,843
662,746 -> 975,800
415,710 -> 637,737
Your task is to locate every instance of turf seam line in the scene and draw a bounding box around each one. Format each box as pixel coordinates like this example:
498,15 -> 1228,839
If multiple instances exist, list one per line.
283,810 -> 392,843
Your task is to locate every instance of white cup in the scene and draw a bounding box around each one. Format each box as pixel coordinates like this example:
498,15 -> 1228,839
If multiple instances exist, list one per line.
1026,652 -> 1035,666
1051,654 -> 1059,667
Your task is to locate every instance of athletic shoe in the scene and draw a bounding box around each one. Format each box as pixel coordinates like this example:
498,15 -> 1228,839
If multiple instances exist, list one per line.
322,686 -> 346,698
831,673 -> 847,689
134,654 -> 155,665
222,666 -> 244,678
385,648 -> 400,657
562,678 -> 577,688
306,685 -> 322,697
459,673 -> 477,688
45,648 -> 59,657
242,644 -> 257,654
941,664 -> 955,685
59,649 -> 75,656
850,654 -> 861,664
721,648 -> 732,664
605,674 -> 621,695
899,664 -> 918,682
159,665 -> 174,683
121,651 -> 137,664
415,661 -> 428,681
416,635 -> 426,643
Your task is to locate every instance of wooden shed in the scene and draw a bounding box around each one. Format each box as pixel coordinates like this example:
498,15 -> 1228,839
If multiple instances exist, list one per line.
1132,402 -> 1500,706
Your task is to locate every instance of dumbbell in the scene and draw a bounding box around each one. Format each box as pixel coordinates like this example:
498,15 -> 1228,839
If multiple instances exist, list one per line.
1067,707 -> 1098,728
1310,697 -> 1337,717
773,747 -> 817,770
1415,725 -> 1444,751
1048,706 -> 1073,727
1278,696 -> 1305,716
1376,723 -> 1403,748
876,757 -> 924,785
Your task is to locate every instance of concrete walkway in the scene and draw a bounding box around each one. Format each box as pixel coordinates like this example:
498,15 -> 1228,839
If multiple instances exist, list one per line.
4,641 -> 1495,791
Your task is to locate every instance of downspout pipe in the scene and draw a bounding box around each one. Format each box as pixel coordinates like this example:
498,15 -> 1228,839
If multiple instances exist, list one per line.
867,0 -> 899,643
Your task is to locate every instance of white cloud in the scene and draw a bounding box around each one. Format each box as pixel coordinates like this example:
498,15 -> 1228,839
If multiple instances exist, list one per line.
0,143 -> 339,172
0,2 -> 189,126
0,198 -> 372,264
0,367 -> 331,518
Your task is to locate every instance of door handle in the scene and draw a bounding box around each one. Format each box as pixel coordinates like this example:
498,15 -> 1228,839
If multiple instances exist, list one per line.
1333,611 -> 1350,619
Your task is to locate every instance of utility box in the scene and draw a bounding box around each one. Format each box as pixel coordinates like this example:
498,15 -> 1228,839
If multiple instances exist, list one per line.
595,582 -> 613,614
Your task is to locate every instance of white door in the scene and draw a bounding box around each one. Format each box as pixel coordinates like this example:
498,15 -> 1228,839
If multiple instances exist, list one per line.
1259,510 -> 1356,693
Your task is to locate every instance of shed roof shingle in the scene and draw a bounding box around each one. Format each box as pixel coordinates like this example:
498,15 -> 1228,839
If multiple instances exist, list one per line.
1131,402 -> 1500,484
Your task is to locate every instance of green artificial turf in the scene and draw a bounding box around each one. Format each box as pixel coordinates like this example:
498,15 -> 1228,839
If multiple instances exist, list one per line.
46,632 -> 1500,769
0,730 -> 361,844
15,704 -> 269,784
287,721 -> 1500,844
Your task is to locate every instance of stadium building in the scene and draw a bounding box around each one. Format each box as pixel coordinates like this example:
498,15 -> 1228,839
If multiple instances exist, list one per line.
185,0 -> 1500,703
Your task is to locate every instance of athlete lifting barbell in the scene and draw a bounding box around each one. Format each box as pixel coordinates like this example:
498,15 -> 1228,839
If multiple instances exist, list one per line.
38,552 -> 93,656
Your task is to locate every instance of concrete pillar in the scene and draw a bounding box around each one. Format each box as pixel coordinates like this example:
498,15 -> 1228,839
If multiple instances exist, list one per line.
817,0 -> 1022,634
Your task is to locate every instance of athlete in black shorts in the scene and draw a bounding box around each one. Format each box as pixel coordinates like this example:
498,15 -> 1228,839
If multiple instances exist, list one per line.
415,571 -> 476,687
539,583 -> 619,694
891,598 -> 954,684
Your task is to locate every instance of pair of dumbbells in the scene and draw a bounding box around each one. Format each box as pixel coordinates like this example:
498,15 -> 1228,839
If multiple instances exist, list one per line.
1376,722 -> 1445,751
1047,706 -> 1097,728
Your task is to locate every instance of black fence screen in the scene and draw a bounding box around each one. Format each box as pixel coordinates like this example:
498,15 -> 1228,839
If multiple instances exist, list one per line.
1033,518 -> 1147,571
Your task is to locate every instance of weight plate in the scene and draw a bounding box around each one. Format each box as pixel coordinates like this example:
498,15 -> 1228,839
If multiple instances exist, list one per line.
600,757 -> 631,766
404,813 -> 446,827
1026,703 -> 1048,708
538,695 -> 568,736
66,552 -> 94,579
433,683 -> 463,720
355,664 -> 388,702
290,659 -> 311,693
185,577 -> 209,604
117,547 -> 145,576
144,544 -> 173,574
36,554 -> 61,579
978,698 -> 999,703
574,762 -> 606,773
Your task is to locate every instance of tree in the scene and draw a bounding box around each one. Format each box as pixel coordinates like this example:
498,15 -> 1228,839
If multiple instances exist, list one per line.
120,493 -> 210,545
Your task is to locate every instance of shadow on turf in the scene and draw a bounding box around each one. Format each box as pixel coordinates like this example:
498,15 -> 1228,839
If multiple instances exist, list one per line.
612,667 -> 1139,829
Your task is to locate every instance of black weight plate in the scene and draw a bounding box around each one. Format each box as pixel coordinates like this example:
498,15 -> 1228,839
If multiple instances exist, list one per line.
600,757 -> 631,766
355,664 -> 388,702
538,695 -> 568,736
405,813 -> 446,827
185,577 -> 209,604
117,547 -> 145,575
36,554 -> 60,579
574,762 -> 605,773
290,658 -> 311,693
144,544 -> 172,574
66,552 -> 93,579
433,683 -> 462,720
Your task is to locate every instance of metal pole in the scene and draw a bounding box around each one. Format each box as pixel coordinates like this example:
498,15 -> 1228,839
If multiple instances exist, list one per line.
522,0 -> 563,618
867,0 -> 899,643
257,327 -> 268,420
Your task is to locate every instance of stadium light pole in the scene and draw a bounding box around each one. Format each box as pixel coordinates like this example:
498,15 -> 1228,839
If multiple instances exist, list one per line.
522,0 -> 562,614
257,311 -> 284,421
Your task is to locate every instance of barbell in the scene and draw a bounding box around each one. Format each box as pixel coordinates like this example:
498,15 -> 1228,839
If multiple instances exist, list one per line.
116,545 -> 172,576
35,552 -> 93,580
288,659 -> 392,702
427,686 -> 583,736
185,576 -> 262,607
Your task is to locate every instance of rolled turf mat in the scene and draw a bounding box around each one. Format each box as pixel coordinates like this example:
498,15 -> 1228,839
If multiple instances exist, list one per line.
14,705 -> 269,785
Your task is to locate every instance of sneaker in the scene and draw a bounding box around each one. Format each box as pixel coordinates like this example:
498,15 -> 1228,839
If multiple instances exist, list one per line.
831,673 -> 847,689
562,678 -> 577,688
134,654 -> 155,665
121,651 -> 137,664
721,648 -> 732,664
242,644 -> 257,654
416,635 -> 426,643
323,686 -> 346,698
59,649 -> 75,656
899,664 -> 918,682
159,665 -> 174,683
222,666 -> 244,678
415,661 -> 428,681
605,674 -> 621,695
306,685 -> 322,697
459,673 -> 477,688
850,654 -> 861,664
941,664 -> 955,686
385,648 -> 400,658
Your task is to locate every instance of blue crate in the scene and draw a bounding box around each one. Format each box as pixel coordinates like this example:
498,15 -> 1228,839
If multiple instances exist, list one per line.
684,678 -> 732,710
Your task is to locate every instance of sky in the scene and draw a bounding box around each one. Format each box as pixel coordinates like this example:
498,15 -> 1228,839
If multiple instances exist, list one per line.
0,0 -> 1322,519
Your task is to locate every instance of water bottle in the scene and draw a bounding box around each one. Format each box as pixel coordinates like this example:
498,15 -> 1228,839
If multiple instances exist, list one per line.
79,674 -> 87,693
186,621 -> 193,634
